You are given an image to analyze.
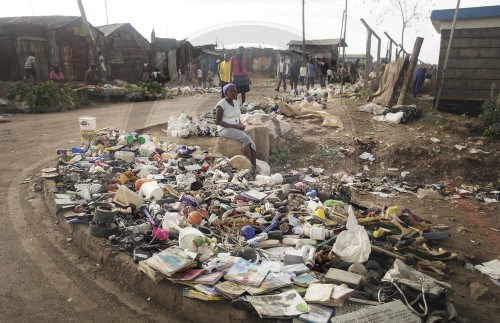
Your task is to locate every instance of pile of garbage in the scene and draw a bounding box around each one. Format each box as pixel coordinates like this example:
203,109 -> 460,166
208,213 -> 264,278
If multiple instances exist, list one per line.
164,85 -> 221,96
42,122 -> 494,322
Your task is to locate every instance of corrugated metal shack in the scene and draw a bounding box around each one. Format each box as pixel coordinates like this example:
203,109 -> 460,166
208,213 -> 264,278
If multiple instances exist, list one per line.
431,5 -> 500,114
0,16 -> 105,81
287,39 -> 347,66
97,23 -> 150,83
151,34 -> 197,82
151,34 -> 178,81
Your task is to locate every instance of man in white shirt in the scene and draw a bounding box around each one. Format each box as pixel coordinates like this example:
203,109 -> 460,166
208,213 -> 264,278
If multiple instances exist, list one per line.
197,67 -> 204,87
299,63 -> 307,86
275,56 -> 289,92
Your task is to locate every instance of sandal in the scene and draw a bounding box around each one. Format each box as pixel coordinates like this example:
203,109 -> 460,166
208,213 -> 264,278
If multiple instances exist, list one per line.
391,218 -> 419,239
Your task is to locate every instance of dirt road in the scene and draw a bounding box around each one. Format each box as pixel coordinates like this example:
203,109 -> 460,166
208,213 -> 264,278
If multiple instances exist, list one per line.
0,95 -> 217,322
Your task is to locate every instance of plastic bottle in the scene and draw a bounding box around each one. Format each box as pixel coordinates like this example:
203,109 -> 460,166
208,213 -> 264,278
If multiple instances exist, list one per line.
67,154 -> 83,164
71,147 -> 86,154
75,161 -> 92,168
137,134 -> 150,145
124,134 -> 135,145
293,226 -> 335,240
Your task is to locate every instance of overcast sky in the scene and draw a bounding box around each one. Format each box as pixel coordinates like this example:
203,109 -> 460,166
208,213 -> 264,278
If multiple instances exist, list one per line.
1,0 -> 498,63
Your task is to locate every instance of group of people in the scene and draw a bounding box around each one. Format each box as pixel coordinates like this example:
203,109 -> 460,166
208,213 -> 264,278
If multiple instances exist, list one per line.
23,52 -> 110,86
274,56 -> 362,92
23,51 -> 65,85
195,66 -> 215,88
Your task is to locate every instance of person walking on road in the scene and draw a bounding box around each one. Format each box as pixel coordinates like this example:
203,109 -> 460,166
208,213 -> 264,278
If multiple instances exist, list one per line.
178,64 -> 186,86
230,46 -> 251,104
306,58 -> 316,91
218,54 -> 231,98
319,57 -> 329,88
299,62 -> 306,87
275,56 -> 288,92
197,66 -> 204,87
350,58 -> 360,84
289,60 -> 301,94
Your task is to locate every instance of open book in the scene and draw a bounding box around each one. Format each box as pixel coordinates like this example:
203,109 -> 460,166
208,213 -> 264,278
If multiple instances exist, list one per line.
245,289 -> 310,319
144,247 -> 194,277
224,258 -> 269,287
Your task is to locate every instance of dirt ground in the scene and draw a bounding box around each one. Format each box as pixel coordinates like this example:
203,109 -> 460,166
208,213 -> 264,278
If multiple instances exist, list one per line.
1,76 -> 499,321
145,77 -> 500,322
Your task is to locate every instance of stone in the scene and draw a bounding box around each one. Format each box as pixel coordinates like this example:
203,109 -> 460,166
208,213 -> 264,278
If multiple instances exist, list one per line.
215,125 -> 270,162
228,155 -> 253,170
469,282 -> 489,300
348,263 -> 370,282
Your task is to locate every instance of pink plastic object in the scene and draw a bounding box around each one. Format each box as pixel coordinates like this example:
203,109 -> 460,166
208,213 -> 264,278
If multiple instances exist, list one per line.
152,227 -> 168,241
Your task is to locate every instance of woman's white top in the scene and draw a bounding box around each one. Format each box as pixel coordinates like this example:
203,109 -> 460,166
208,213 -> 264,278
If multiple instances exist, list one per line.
216,98 -> 241,132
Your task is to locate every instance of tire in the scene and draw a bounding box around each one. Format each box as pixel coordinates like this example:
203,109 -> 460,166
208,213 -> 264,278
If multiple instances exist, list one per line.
89,223 -> 117,237
93,206 -> 116,223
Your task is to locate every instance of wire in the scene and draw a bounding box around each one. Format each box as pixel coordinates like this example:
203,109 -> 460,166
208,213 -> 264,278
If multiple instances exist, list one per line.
392,283 -> 428,317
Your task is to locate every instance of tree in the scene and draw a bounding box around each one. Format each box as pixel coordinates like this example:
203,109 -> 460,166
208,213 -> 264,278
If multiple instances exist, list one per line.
368,0 -> 430,56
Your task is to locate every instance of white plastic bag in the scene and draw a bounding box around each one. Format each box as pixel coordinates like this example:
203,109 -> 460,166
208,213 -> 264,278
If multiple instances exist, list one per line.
256,159 -> 271,176
332,206 -> 371,263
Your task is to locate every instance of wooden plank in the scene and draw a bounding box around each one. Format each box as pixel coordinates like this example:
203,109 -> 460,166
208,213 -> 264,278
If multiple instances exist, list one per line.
438,89 -> 493,101
438,48 -> 500,60
439,79 -> 498,90
437,69 -> 500,79
438,58 -> 500,69
441,27 -> 500,38
441,37 -> 500,48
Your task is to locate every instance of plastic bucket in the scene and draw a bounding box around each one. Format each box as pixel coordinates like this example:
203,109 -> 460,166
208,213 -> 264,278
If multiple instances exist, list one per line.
114,151 -> 135,163
139,181 -> 163,200
79,116 -> 96,131
179,227 -> 205,250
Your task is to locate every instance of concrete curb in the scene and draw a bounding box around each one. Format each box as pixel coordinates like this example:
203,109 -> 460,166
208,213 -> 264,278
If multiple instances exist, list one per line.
42,179 -> 266,323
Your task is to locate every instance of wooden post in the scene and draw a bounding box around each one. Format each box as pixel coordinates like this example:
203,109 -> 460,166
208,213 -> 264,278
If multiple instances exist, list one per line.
364,34 -> 371,88
396,37 -> 424,105
434,0 -> 461,110
384,32 -> 398,62
376,36 -> 381,84
360,19 -> 381,88
302,0 -> 306,60
77,0 -> 103,79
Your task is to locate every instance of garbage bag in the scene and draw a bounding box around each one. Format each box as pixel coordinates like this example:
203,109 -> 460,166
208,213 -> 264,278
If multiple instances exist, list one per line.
256,159 -> 271,176
332,206 -> 371,263
382,259 -> 451,296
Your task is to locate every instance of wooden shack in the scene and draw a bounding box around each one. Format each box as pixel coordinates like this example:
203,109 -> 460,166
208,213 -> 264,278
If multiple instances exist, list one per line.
97,23 -> 150,83
151,33 -> 197,82
431,5 -> 500,114
0,16 -> 105,82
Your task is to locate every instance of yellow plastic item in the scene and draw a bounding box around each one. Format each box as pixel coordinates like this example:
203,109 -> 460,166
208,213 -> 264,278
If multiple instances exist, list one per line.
373,227 -> 385,238
385,206 -> 400,219
314,209 -> 326,220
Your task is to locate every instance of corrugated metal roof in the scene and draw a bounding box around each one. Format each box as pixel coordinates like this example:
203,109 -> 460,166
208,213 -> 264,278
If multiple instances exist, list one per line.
288,38 -> 346,47
201,49 -> 221,56
97,23 -> 128,37
0,16 -> 80,30
155,37 -> 178,52
431,5 -> 500,21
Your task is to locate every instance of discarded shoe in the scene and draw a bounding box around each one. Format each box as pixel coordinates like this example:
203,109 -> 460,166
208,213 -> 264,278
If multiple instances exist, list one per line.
422,231 -> 449,241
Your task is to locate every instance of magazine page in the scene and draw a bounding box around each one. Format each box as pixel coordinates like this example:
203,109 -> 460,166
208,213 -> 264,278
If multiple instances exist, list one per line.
246,289 -> 310,318
224,258 -> 269,287
243,272 -> 292,295
145,247 -> 193,276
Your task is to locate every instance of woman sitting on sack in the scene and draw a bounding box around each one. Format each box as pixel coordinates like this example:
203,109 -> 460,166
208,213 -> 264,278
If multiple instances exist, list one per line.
215,83 -> 256,171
